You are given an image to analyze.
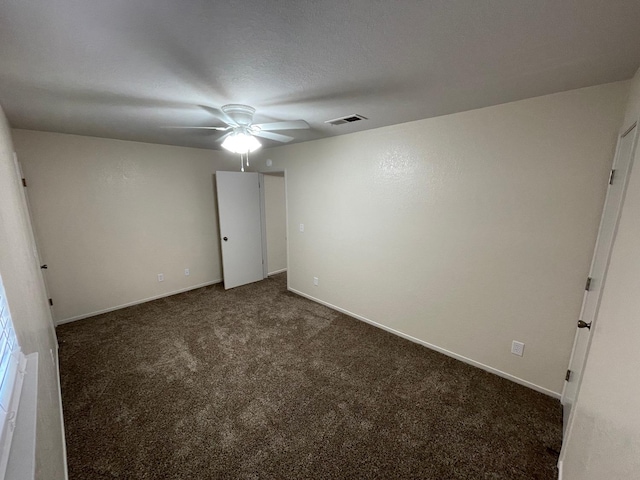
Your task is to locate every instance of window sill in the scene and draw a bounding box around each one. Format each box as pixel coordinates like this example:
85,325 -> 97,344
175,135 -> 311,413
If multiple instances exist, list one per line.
5,352 -> 37,480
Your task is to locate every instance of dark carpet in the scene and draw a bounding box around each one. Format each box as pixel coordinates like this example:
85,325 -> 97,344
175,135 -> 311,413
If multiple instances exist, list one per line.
57,273 -> 562,479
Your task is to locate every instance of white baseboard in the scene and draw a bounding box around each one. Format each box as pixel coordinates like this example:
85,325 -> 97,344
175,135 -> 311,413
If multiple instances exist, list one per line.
288,287 -> 562,400
268,268 -> 287,276
56,279 -> 222,326
557,459 -> 563,479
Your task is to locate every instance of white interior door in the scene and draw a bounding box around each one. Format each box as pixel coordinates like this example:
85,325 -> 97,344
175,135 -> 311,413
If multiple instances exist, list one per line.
12,153 -> 56,323
215,171 -> 265,289
561,123 -> 638,430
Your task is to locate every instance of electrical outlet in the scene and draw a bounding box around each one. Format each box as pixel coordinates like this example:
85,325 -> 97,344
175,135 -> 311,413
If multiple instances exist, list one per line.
313,276 -> 319,286
185,268 -> 190,276
300,223 -> 305,232
157,273 -> 164,282
511,340 -> 525,357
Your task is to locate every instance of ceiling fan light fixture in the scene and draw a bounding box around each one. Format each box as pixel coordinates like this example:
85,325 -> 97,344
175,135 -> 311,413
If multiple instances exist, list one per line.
221,132 -> 262,154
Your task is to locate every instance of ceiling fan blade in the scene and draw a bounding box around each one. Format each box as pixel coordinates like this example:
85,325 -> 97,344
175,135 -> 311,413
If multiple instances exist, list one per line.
253,120 -> 309,131
198,105 -> 238,127
163,126 -> 231,131
253,131 -> 294,143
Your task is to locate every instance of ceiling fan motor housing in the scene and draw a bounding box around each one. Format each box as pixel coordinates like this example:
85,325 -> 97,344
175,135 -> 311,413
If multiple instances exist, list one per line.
221,104 -> 256,126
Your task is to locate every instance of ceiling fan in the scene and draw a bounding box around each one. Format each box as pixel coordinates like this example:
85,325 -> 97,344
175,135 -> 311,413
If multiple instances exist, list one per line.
167,104 -> 309,170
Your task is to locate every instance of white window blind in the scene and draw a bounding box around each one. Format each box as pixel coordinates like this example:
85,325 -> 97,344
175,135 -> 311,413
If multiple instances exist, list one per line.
0,274 -> 25,479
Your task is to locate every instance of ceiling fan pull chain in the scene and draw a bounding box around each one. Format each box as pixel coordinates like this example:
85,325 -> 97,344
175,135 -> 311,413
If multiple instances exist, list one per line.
240,153 -> 245,172
246,151 -> 250,168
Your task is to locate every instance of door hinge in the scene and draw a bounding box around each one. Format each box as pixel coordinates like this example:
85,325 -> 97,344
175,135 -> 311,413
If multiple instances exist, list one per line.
585,277 -> 592,291
609,169 -> 616,185
48,298 -> 53,306
565,369 -> 572,382
22,178 -> 27,187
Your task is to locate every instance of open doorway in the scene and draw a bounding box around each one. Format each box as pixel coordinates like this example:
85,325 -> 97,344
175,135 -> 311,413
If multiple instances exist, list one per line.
215,171 -> 287,289
260,172 -> 287,277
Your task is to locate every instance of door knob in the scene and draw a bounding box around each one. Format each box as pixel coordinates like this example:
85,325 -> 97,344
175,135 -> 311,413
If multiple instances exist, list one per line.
40,264 -> 48,269
223,237 -> 228,241
577,320 -> 591,330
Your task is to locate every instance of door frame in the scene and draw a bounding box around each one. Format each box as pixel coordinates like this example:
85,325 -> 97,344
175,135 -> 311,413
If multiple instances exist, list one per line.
559,118 -> 640,471
259,173 -> 268,279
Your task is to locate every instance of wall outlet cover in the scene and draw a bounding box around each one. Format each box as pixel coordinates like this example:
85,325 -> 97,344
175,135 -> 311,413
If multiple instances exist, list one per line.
511,340 -> 525,357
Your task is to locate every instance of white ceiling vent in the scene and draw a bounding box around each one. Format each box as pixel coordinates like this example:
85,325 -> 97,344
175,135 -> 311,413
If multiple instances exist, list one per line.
325,114 -> 368,126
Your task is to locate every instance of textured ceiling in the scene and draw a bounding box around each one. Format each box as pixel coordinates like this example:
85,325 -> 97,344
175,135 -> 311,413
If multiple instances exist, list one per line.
1,0 -> 640,150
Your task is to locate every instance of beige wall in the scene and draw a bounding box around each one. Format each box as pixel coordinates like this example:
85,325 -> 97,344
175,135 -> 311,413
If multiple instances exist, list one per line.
623,67 -> 640,128
0,109 -> 66,477
561,68 -> 640,479
12,130 -> 237,323
263,174 -> 287,274
257,82 -> 629,395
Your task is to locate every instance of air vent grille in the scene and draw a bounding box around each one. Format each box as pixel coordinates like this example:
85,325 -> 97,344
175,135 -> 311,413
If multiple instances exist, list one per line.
325,114 -> 368,126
